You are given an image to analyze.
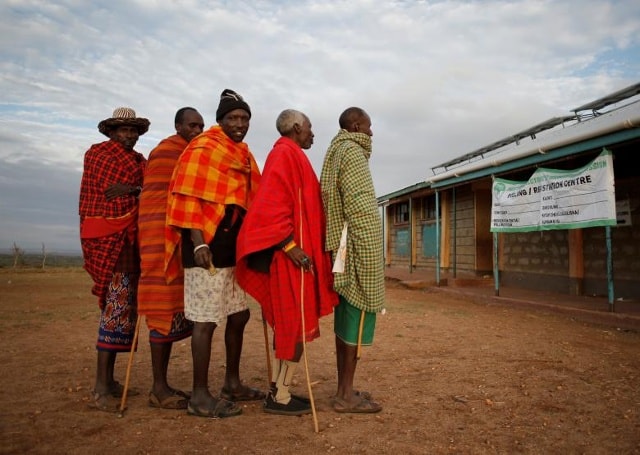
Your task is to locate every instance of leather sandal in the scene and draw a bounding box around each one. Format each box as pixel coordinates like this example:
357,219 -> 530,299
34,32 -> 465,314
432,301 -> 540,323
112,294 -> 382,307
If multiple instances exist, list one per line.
187,398 -> 242,419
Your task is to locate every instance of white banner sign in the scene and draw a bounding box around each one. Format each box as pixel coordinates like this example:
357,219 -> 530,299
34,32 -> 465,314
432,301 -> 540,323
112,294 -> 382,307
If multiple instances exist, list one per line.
491,149 -> 616,232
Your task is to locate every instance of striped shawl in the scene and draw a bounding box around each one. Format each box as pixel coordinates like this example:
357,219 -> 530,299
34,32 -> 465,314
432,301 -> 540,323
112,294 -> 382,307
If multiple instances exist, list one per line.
137,134 -> 188,334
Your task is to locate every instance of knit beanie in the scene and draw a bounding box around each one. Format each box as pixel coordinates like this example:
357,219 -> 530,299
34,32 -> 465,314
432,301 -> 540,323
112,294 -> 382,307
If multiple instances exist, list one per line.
216,89 -> 251,122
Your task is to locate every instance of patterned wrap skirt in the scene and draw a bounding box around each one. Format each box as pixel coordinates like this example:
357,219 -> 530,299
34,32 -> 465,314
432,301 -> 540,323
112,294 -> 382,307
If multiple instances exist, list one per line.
96,272 -> 139,352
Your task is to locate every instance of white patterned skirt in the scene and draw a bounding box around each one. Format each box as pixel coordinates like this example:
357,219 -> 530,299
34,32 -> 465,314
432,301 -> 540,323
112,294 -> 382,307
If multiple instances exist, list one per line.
184,267 -> 247,323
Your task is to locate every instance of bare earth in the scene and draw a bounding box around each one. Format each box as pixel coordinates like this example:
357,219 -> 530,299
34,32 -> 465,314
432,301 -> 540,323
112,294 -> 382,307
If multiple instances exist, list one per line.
0,269 -> 638,455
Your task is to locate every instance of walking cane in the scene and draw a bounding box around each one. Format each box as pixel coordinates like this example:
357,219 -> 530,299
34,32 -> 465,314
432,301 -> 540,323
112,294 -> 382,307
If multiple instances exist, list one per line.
299,188 -> 319,433
356,310 -> 365,360
300,255 -> 319,433
262,315 -> 272,387
117,313 -> 142,418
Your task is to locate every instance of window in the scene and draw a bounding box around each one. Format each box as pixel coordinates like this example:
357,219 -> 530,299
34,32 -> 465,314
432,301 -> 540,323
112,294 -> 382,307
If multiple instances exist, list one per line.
394,202 -> 409,223
420,196 -> 437,220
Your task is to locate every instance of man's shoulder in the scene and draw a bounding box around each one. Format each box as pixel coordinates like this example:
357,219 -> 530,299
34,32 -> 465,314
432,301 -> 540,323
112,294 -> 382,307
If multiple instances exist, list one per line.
84,140 -> 114,158
267,139 -> 306,166
326,138 -> 358,157
149,134 -> 186,156
87,139 -> 111,150
186,128 -> 224,151
270,137 -> 298,154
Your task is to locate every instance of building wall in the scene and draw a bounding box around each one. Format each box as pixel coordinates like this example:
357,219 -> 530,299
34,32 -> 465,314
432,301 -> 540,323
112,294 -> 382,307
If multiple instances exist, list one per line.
474,183 -> 493,273
448,185 -> 476,274
386,220 -> 410,268
498,164 -> 640,298
384,185 -> 487,277
385,192 -> 441,269
414,222 -> 439,268
499,230 -> 570,293
382,138 -> 640,298
583,177 -> 640,298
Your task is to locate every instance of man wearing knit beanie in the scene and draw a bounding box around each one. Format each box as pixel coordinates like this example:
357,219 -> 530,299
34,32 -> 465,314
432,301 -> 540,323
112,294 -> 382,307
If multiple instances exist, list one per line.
166,89 -> 263,418
216,88 -> 252,122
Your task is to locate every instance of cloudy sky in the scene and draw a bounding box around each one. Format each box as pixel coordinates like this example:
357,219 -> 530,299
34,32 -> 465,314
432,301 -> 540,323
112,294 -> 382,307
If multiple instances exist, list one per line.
1,0 -> 639,253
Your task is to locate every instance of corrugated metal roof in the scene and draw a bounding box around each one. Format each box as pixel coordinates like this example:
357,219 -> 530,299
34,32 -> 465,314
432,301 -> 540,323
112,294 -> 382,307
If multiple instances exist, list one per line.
429,127 -> 640,190
431,115 -> 577,172
427,98 -> 640,186
572,82 -> 640,113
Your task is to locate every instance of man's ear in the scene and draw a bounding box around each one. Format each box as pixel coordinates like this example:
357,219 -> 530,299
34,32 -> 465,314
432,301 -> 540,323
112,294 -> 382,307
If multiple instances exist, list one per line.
293,123 -> 301,133
353,122 -> 360,132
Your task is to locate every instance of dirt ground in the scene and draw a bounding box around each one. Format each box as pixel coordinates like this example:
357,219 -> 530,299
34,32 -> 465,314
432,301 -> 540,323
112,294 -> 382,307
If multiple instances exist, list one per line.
0,268 -> 639,455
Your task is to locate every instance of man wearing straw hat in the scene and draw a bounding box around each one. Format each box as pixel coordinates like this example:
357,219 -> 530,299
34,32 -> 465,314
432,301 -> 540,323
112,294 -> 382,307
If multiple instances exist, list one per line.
79,107 -> 149,411
236,109 -> 338,416
320,106 -> 384,413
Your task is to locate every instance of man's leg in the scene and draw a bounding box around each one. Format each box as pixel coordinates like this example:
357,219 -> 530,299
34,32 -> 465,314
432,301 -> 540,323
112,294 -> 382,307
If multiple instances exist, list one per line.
335,336 -> 357,402
189,321 -> 216,407
89,350 -> 120,411
162,341 -> 171,373
216,272 -> 264,402
223,309 -> 249,391
332,302 -> 381,413
335,335 -> 344,392
95,350 -> 116,395
182,268 -> 242,417
150,342 -> 173,399
264,342 -> 310,415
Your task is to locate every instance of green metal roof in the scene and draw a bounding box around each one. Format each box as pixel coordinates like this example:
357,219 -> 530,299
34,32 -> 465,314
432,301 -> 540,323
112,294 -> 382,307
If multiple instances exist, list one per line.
377,181 -> 430,203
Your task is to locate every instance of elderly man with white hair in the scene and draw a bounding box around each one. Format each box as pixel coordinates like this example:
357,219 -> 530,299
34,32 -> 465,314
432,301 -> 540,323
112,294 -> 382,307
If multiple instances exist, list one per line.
236,109 -> 339,416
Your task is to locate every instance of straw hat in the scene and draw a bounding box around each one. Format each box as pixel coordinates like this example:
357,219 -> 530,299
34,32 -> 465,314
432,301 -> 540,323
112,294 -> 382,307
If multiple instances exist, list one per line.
98,107 -> 150,136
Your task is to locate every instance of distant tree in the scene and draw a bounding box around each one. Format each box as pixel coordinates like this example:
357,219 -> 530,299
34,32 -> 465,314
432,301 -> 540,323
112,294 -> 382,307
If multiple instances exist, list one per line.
41,242 -> 48,269
12,242 -> 24,268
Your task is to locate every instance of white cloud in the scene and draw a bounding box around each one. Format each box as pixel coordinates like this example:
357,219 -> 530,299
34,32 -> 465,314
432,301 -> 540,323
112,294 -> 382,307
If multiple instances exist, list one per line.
0,0 -> 639,251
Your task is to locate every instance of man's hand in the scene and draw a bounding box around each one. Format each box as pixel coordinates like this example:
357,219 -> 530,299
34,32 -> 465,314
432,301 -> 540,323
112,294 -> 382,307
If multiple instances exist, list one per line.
104,183 -> 138,201
194,244 -> 213,270
285,246 -> 314,274
191,229 -> 214,272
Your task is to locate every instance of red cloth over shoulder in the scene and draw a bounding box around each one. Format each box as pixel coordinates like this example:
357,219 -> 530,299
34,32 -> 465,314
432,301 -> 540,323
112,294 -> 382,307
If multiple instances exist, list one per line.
236,136 -> 338,360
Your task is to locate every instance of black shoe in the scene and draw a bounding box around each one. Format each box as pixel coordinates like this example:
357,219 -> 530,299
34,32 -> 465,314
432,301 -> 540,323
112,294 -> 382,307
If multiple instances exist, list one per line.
291,393 -> 311,404
263,393 -> 312,416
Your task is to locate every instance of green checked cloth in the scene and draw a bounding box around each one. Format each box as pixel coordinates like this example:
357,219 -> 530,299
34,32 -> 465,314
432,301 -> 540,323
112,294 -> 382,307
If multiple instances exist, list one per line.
320,129 -> 385,313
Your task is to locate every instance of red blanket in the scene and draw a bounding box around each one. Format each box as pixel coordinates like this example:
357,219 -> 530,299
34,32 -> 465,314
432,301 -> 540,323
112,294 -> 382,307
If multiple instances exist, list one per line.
236,137 -> 338,360
79,139 -> 146,307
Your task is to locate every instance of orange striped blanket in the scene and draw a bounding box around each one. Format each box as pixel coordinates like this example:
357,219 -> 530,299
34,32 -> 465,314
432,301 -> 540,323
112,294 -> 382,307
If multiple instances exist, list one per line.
137,134 -> 188,335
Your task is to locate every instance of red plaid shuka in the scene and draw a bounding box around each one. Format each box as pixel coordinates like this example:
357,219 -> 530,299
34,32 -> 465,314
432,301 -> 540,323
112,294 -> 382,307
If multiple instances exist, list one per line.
165,125 -> 260,282
236,137 -> 338,360
79,139 -> 146,308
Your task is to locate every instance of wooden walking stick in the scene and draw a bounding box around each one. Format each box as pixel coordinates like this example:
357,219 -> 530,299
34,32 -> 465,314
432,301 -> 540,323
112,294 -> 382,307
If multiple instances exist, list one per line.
117,314 -> 142,418
356,310 -> 365,360
262,315 -> 272,387
298,188 -> 319,433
